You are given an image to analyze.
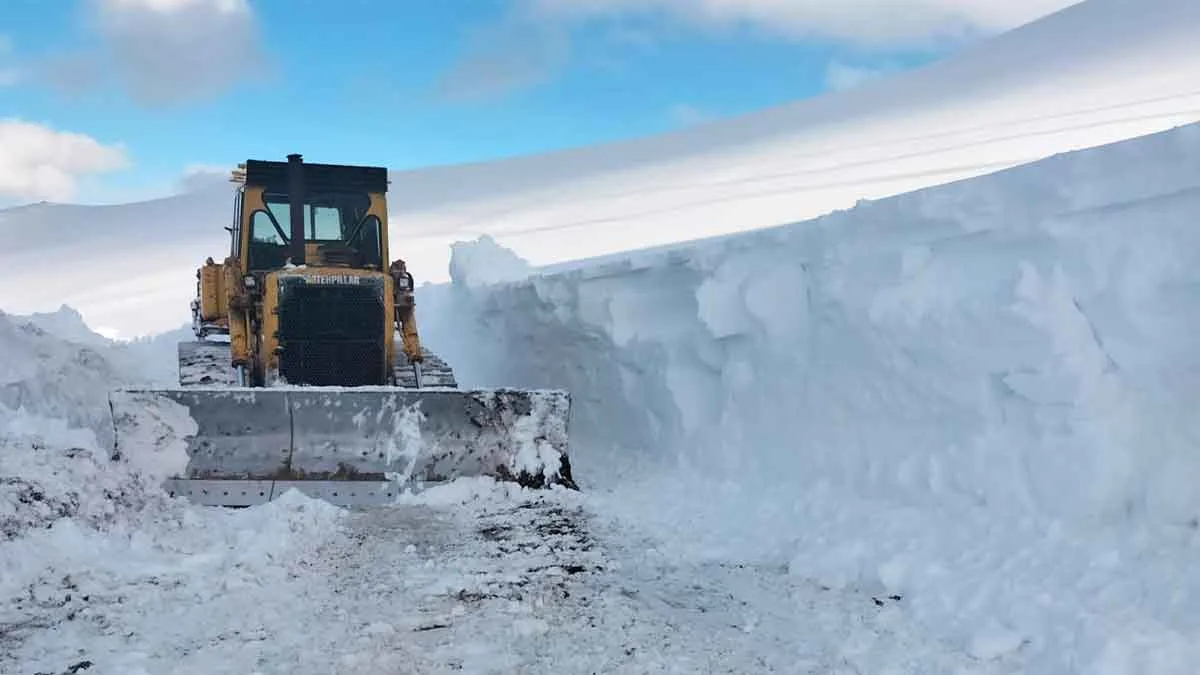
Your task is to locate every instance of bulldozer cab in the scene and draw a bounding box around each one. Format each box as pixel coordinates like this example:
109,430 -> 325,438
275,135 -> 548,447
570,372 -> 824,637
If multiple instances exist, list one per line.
230,155 -> 390,274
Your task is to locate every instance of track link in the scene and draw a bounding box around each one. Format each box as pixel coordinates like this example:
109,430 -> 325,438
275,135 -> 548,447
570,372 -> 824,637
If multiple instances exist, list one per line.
394,347 -> 459,389
177,339 -> 459,389
178,340 -> 238,387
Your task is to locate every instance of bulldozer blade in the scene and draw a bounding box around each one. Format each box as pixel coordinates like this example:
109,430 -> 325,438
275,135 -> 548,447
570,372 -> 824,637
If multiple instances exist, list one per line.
109,387 -> 574,507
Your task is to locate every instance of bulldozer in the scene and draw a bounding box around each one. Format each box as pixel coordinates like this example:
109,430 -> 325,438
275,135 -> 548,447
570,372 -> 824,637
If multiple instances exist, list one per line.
108,154 -> 574,507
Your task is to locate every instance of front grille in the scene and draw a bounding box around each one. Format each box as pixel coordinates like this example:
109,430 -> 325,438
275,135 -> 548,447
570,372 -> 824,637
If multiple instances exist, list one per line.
277,278 -> 386,386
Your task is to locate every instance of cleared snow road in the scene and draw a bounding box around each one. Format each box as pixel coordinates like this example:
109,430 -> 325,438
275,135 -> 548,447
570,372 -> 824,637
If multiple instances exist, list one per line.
303,485 -> 1011,674
4,480 -> 1013,675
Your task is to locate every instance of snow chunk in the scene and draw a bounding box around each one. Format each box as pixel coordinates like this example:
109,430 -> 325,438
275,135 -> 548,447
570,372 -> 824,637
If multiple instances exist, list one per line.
106,391 -> 196,483
395,476 -> 508,507
448,235 -> 534,288
0,406 -> 164,541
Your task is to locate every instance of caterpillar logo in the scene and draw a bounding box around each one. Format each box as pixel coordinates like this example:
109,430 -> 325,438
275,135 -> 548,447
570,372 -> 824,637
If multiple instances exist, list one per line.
281,274 -> 362,285
309,274 -> 361,285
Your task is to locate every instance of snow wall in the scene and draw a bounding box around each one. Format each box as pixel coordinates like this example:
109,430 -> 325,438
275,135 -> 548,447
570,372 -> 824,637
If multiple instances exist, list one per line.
427,121 -> 1200,525
421,123 -> 1200,668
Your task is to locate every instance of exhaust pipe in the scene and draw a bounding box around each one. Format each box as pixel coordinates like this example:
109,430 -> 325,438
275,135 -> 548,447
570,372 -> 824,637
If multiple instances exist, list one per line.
287,153 -> 306,266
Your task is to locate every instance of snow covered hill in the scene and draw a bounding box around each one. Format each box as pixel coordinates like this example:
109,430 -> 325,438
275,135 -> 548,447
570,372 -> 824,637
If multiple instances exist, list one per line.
2,0 -> 1199,338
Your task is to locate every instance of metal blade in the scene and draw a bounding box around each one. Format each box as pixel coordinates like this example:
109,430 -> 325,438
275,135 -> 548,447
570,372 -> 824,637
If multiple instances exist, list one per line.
109,386 -> 575,506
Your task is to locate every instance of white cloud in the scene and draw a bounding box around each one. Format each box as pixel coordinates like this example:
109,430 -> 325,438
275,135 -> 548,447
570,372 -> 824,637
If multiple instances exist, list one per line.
825,60 -> 898,91
0,120 -> 129,202
73,0 -> 265,105
526,0 -> 1082,47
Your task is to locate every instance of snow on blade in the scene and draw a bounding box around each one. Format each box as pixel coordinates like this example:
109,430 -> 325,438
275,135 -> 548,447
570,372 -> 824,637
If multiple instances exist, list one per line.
105,391 -> 197,483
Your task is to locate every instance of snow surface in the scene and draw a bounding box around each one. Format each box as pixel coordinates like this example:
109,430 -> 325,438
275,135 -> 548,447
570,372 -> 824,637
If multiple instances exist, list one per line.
419,121 -> 1200,673
4,125 -> 1200,674
0,294 -> 1007,674
3,0 -> 1200,337
3,2 -> 1200,672
0,337 -> 1000,674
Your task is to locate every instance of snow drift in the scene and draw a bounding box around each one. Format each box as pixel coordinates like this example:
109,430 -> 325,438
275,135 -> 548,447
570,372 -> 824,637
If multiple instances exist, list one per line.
423,121 -> 1200,672
0,309 -> 347,673
3,0 -> 1200,338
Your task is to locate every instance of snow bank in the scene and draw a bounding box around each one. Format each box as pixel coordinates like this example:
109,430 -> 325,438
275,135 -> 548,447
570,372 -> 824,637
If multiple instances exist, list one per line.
0,407 -> 159,542
0,310 -> 133,450
425,122 -> 1200,673
1,469 -> 345,672
0,308 -> 180,448
0,306 -> 349,673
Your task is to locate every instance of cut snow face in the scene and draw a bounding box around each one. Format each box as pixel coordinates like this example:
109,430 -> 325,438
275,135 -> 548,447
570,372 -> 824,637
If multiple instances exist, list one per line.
424,122 -> 1200,672
437,121 -> 1200,523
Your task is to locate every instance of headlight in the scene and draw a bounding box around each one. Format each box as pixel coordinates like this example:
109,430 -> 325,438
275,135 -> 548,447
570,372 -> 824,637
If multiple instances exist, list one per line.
243,275 -> 256,288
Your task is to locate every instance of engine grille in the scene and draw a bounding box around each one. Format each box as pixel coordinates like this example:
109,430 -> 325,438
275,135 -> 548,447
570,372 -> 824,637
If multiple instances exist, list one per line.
276,277 -> 387,386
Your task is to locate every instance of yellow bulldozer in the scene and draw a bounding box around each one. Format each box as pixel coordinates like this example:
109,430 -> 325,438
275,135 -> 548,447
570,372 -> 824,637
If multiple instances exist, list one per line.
109,154 -> 574,507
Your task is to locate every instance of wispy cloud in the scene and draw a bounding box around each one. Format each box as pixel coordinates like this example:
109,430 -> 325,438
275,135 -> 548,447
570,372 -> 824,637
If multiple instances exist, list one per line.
46,0 -> 267,106
0,119 -> 129,202
434,16 -> 571,102
439,0 -> 1079,102
526,0 -> 1081,47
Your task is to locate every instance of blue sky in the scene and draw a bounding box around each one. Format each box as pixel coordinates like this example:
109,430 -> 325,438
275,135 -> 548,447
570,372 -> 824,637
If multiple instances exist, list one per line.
0,0 -> 1074,205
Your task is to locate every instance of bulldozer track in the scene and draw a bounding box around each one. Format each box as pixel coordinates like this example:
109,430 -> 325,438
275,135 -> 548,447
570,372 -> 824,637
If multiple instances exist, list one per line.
177,339 -> 460,389
393,348 -> 459,389
178,340 -> 238,387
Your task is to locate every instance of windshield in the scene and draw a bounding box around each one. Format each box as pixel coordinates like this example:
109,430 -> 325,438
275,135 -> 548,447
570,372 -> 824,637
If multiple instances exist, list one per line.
248,191 -> 383,270
263,191 -> 370,241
